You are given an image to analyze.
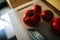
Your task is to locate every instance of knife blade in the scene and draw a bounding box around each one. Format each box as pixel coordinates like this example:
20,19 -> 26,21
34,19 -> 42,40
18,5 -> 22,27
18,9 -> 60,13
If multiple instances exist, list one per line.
28,29 -> 46,40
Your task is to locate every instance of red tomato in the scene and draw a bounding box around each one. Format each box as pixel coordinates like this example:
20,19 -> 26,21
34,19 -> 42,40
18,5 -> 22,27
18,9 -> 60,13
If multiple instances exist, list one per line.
23,10 -> 40,26
41,10 -> 54,22
51,18 -> 60,34
32,5 -> 41,14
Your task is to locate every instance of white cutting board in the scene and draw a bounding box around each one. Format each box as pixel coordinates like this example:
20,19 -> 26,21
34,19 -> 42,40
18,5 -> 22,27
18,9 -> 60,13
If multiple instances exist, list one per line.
9,0 -> 36,40
9,0 -> 60,40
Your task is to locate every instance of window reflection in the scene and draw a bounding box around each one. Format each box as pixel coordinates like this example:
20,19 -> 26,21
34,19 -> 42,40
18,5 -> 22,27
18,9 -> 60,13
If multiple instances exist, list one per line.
0,14 -> 9,30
